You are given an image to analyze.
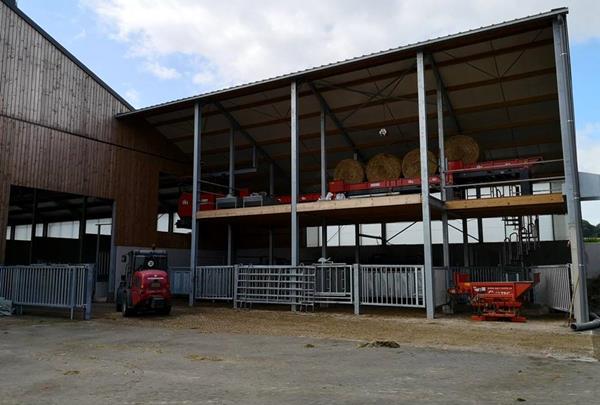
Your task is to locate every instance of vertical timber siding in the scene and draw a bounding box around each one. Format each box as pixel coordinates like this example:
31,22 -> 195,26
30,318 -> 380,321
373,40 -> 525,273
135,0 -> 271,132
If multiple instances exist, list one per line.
0,2 -> 190,262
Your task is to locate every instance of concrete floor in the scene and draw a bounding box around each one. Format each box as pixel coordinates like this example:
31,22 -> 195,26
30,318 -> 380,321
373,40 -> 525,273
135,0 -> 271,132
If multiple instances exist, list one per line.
1,317 -> 599,404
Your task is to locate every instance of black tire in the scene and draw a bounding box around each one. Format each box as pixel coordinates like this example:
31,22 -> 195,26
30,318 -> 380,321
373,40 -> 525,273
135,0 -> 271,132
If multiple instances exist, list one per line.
122,297 -> 134,317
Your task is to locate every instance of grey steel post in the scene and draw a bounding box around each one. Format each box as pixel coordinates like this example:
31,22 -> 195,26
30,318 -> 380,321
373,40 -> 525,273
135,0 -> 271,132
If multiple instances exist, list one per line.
437,75 -> 450,273
227,224 -> 233,266
553,16 -> 589,322
321,221 -> 327,260
28,189 -> 38,264
233,264 -> 239,308
189,101 -> 203,307
417,51 -> 435,319
476,188 -> 483,244
353,263 -> 360,315
228,127 -> 235,196
354,224 -> 360,264
269,162 -> 275,196
78,197 -> 87,263
291,81 -> 300,266
108,201 -> 117,301
320,108 -> 328,260
268,227 -> 274,265
462,218 -> 470,266
290,81 -> 301,312
320,109 -> 327,197
84,265 -> 94,320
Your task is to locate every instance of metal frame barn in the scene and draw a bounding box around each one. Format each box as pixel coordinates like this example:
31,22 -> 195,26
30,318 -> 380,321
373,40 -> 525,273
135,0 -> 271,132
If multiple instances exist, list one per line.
0,0 -> 593,322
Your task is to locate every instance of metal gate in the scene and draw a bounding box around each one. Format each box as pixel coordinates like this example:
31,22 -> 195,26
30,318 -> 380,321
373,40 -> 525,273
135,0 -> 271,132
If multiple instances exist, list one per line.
360,265 -> 425,308
314,263 -> 353,304
234,265 -> 315,308
195,266 -> 235,300
0,265 -> 94,320
531,264 -> 572,312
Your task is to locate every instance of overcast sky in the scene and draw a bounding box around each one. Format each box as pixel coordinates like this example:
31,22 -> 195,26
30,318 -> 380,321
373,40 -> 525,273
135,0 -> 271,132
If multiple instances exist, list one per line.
16,0 -> 600,223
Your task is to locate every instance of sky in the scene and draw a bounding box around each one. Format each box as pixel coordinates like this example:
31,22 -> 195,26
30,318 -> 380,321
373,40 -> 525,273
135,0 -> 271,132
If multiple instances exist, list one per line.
14,0 -> 600,223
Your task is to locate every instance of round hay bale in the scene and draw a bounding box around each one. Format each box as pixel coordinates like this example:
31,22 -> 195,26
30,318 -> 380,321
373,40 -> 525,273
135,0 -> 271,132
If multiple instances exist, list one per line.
445,135 -> 480,164
334,159 -> 365,184
366,153 -> 403,182
402,148 -> 438,178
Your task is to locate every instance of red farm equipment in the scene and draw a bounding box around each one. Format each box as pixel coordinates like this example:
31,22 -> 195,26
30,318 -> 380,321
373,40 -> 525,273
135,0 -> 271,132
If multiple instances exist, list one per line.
448,272 -> 540,322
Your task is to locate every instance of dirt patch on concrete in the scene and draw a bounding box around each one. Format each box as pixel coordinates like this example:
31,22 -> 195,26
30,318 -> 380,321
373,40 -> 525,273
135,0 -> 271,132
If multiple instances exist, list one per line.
89,303 -> 594,361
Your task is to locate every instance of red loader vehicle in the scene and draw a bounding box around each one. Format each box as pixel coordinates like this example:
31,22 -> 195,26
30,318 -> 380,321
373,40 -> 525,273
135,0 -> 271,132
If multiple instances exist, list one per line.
116,249 -> 172,317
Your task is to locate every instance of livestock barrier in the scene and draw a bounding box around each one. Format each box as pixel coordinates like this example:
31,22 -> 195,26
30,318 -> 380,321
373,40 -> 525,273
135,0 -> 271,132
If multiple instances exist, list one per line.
234,265 -> 315,309
531,264 -> 572,312
0,265 -> 94,320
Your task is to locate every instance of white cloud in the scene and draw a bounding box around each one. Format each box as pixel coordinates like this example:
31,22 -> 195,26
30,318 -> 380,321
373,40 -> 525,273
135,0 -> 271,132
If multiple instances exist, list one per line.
577,122 -> 600,173
124,88 -> 140,107
82,0 -> 600,91
143,61 -> 180,80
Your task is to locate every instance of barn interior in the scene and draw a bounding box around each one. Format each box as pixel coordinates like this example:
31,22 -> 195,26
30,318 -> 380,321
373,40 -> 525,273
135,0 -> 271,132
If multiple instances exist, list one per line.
119,12 -> 571,271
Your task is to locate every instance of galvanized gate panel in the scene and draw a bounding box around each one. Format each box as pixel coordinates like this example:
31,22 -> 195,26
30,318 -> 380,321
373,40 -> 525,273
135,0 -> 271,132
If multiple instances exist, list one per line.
360,265 -> 425,308
195,266 -> 235,300
314,263 -> 353,304
0,265 -> 94,320
531,264 -> 572,312
235,265 -> 315,307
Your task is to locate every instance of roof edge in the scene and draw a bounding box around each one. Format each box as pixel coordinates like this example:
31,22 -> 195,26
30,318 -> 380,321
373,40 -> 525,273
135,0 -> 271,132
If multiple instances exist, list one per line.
1,0 -> 134,111
117,7 -> 568,119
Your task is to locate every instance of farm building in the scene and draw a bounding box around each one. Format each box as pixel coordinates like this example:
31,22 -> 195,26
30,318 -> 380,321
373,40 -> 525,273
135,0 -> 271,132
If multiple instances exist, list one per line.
0,0 -> 596,322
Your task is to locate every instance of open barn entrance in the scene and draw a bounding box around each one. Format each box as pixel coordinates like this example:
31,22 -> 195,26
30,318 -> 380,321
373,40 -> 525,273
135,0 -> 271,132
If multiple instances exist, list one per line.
5,186 -> 114,299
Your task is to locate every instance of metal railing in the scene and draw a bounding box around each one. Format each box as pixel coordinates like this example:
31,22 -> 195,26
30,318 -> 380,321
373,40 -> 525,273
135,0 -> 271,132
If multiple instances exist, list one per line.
314,263 -> 353,304
195,266 -> 235,300
0,265 -> 94,320
448,266 -> 529,283
234,265 -> 315,309
359,265 -> 425,308
531,264 -> 572,312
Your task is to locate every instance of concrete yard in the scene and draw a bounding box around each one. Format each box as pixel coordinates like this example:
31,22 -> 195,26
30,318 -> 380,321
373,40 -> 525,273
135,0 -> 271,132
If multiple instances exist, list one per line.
1,305 -> 600,404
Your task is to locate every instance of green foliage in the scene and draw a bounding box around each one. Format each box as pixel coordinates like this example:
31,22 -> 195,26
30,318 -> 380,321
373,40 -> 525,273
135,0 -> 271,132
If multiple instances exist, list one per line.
582,220 -> 600,238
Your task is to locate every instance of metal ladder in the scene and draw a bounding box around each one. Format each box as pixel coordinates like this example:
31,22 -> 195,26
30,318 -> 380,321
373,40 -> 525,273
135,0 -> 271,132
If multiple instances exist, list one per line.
502,215 -> 540,266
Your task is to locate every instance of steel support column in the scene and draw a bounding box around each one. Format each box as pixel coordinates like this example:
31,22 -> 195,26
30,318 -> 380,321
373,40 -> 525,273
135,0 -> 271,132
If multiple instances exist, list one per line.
462,218 -> 470,266
320,109 -> 327,198
189,102 -> 203,306
269,163 -> 275,196
228,127 -> 235,196
28,189 -> 38,264
553,16 -> 589,322
78,197 -> 87,263
108,201 -> 117,301
268,227 -> 274,265
320,108 -> 328,260
354,224 -> 360,264
417,52 -> 435,319
227,225 -> 233,266
437,76 -> 450,272
291,81 -> 300,266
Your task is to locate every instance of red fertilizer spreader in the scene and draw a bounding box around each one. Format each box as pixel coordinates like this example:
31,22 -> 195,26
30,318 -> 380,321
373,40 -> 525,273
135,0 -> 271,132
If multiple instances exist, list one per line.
448,273 -> 540,322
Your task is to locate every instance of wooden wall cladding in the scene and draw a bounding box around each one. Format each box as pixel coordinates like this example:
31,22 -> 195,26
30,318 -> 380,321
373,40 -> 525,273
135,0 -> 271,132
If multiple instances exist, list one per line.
0,2 -> 191,262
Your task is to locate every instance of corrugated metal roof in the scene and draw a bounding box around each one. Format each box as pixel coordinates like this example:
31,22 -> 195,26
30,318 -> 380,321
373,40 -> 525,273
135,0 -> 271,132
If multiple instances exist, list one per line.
117,7 -> 568,118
